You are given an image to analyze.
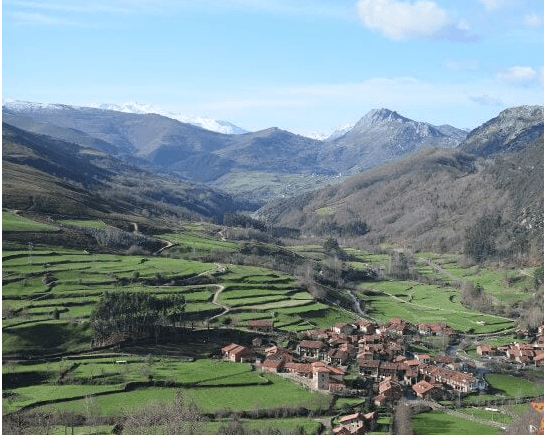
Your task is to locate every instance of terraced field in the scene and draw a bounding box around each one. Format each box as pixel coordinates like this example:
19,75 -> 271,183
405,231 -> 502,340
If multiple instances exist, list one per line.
358,280 -> 514,333
3,212 -> 535,434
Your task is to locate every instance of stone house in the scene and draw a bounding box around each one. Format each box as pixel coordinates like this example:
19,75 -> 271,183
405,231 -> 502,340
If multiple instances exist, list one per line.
221,343 -> 255,363
297,340 -> 327,360
247,320 -> 274,332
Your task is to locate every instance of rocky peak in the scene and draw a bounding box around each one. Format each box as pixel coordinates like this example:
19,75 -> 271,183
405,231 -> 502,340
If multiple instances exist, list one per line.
360,108 -> 407,125
460,105 -> 544,157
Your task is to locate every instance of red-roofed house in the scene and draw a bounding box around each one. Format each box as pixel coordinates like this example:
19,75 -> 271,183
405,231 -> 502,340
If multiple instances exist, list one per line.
334,411 -> 377,434
333,323 -> 355,336
477,345 -> 498,356
354,319 -> 376,334
412,380 -> 441,400
312,361 -> 346,391
221,343 -> 255,362
247,320 -> 274,332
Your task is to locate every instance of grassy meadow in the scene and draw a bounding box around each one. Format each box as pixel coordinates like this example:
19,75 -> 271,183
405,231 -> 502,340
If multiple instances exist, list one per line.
2,212 -> 536,434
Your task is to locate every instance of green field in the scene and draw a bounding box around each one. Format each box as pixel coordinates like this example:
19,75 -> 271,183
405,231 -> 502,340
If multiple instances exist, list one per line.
358,280 -> 514,333
3,216 -> 536,435
60,219 -> 108,230
2,211 -> 56,232
412,411 -> 500,435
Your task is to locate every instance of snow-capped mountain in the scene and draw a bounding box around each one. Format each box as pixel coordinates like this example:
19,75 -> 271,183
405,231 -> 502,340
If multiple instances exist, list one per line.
88,102 -> 248,135
325,121 -> 357,141
2,99 -> 247,135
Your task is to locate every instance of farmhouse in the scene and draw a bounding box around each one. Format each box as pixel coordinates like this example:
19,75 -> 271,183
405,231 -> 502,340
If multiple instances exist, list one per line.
247,319 -> 274,332
374,377 -> 403,406
414,353 -> 431,363
305,328 -> 331,341
385,318 -> 411,335
418,363 -> 479,393
334,411 -> 377,434
328,348 -> 349,365
353,319 -> 376,334
221,343 -> 255,362
359,360 -> 380,377
262,357 -> 284,373
297,340 -> 328,360
432,354 -> 453,364
418,322 -> 455,337
477,345 -> 498,356
333,323 -> 355,336
312,361 -> 346,391
412,380 -> 441,400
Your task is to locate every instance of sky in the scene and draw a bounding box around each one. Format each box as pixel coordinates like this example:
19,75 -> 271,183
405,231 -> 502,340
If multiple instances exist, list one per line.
3,0 -> 544,136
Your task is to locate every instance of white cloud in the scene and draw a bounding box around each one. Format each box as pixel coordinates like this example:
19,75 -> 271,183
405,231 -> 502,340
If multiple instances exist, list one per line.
496,66 -> 538,84
356,0 -> 474,41
476,0 -> 505,11
524,13 -> 543,29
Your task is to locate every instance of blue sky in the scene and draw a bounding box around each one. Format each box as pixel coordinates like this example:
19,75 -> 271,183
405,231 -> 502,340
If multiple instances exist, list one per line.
3,0 -> 544,135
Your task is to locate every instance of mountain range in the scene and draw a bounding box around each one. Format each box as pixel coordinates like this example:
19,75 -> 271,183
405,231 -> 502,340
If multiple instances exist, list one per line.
260,105 -> 544,253
2,100 -> 469,199
3,99 -> 544,256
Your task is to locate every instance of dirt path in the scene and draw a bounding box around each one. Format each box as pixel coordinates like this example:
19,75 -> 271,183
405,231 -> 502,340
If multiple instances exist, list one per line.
206,284 -> 229,323
152,238 -> 175,255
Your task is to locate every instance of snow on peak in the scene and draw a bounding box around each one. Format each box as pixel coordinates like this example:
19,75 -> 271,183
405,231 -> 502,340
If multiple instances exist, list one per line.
88,102 -> 248,135
2,99 -> 247,135
325,121 -> 357,141
2,98 -> 66,112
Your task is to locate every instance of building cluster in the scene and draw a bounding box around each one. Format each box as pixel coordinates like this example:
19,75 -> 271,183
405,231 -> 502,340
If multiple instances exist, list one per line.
333,411 -> 377,435
221,318 -> 485,407
476,324 -> 544,366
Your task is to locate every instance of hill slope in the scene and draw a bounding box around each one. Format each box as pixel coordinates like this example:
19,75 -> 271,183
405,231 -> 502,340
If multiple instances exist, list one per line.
459,105 -> 544,157
259,132 -> 544,257
2,123 -> 259,222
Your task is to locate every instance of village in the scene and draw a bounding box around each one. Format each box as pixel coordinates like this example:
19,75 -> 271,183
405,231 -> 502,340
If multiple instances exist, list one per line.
221,319 -> 544,435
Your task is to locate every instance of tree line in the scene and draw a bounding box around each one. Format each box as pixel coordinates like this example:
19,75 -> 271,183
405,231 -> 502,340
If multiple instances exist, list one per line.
91,291 -> 185,342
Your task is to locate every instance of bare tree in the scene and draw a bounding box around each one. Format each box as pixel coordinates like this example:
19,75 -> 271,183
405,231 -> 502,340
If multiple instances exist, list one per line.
506,409 -> 539,435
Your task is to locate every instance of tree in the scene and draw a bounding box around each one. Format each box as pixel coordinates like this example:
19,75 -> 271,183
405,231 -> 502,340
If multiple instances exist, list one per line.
534,265 -> 544,289
90,291 -> 185,342
464,214 -> 499,261
388,252 -> 417,280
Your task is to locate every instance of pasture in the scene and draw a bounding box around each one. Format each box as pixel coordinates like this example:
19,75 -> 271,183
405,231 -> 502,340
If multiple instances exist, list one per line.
357,280 -> 515,333
3,358 -> 331,416
3,213 -> 535,435
2,211 -> 56,232
411,411 -> 500,435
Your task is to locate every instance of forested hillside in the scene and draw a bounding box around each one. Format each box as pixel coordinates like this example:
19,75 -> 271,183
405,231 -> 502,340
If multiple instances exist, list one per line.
259,136 -> 544,262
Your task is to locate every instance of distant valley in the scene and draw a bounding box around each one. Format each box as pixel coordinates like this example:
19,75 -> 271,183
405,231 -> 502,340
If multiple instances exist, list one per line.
3,100 -> 468,201
3,100 -> 544,257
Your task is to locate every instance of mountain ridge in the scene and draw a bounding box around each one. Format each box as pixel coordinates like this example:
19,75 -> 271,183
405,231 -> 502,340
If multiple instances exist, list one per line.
460,105 -> 544,157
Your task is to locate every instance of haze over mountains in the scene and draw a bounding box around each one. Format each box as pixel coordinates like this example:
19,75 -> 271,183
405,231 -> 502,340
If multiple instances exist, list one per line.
3,100 -> 469,199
